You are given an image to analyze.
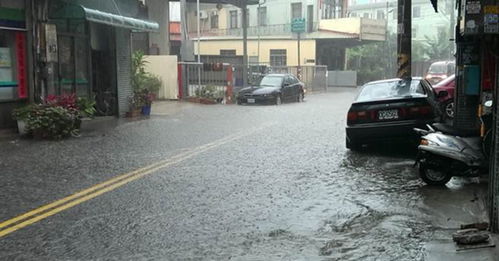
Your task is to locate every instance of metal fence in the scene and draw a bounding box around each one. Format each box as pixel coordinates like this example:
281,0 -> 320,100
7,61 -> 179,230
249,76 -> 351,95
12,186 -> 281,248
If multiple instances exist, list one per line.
179,63 -> 328,102
269,65 -> 328,93
179,62 -> 229,100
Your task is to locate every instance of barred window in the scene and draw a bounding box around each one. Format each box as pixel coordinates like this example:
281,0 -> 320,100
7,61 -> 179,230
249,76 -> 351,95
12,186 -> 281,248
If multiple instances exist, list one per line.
220,49 -> 236,56
270,49 -> 287,66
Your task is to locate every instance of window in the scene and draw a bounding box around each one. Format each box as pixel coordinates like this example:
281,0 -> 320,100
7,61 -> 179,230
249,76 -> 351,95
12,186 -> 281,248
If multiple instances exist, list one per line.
413,6 -> 420,18
210,12 -> 219,29
363,13 -> 370,18
230,10 -> 238,28
220,49 -> 236,56
321,0 -> 345,19
412,27 -> 417,38
270,49 -> 287,66
350,12 -> 357,17
291,3 -> 302,21
0,31 -> 26,101
258,6 -> 267,26
377,10 -> 385,20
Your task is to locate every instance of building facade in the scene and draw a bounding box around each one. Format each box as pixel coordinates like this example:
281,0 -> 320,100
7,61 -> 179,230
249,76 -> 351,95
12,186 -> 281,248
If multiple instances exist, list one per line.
0,0 -> 163,128
0,0 -> 31,128
183,0 -> 385,73
348,0 -> 455,47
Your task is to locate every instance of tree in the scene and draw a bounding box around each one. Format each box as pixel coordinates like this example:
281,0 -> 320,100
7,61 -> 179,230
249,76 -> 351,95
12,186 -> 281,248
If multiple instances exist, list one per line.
347,33 -> 397,85
421,29 -> 452,61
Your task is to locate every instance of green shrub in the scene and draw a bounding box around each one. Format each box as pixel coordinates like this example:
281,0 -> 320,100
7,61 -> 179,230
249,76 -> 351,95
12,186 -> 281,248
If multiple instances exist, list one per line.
195,85 -> 224,99
25,105 -> 79,139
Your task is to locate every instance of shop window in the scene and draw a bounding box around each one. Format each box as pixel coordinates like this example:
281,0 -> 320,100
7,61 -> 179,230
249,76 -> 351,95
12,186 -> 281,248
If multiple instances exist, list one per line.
0,30 -> 26,101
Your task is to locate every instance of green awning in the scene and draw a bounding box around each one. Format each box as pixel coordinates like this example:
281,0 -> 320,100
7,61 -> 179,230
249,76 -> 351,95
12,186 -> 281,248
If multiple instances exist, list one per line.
50,3 -> 159,32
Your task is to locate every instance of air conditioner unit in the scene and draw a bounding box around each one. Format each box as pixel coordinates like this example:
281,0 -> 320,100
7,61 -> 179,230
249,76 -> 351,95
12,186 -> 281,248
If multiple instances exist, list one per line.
199,11 -> 208,19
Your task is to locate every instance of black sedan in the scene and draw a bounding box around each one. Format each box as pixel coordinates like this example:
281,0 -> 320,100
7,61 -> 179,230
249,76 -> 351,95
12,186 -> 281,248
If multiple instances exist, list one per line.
345,78 -> 443,150
236,74 -> 305,105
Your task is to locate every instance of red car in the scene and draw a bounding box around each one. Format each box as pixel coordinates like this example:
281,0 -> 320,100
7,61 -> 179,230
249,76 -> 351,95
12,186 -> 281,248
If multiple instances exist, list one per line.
425,61 -> 455,85
432,74 -> 455,119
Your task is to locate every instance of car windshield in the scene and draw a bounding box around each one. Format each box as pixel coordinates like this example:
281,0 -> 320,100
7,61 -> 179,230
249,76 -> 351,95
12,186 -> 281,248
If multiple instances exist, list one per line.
356,80 -> 426,102
428,64 -> 447,74
259,76 -> 283,87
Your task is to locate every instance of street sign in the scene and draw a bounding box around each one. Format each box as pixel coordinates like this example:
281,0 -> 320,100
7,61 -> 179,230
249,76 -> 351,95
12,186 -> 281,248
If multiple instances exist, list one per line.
291,18 -> 306,33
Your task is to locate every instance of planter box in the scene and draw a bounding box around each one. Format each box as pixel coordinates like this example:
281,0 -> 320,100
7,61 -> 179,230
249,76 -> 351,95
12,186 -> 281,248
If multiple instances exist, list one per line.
17,120 -> 27,135
187,97 -> 217,105
126,109 -> 142,118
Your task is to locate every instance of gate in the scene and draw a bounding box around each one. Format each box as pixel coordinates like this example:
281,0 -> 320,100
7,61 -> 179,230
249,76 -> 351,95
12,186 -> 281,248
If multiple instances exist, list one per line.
267,65 -> 328,93
178,62 -> 234,103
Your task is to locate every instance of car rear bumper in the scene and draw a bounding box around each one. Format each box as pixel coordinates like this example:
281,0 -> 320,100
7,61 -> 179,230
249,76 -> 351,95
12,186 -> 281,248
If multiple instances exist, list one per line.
346,120 -> 431,144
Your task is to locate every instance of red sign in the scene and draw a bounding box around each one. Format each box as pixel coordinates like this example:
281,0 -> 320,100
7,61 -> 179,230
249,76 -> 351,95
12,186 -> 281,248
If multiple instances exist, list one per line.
15,32 -> 27,99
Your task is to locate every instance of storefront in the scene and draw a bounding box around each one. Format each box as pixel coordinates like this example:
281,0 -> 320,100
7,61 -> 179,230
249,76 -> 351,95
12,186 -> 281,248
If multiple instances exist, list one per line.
0,0 -> 28,127
46,0 -> 158,116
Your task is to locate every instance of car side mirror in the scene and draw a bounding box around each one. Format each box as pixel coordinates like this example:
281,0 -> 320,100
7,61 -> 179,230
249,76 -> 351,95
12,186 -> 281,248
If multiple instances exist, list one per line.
437,91 -> 448,98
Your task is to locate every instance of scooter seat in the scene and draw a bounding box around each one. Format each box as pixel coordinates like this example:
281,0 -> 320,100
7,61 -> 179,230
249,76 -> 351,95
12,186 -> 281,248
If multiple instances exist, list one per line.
432,123 -> 479,137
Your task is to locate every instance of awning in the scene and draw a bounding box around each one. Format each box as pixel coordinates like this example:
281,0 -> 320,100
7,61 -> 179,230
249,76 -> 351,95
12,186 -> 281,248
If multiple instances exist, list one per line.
50,3 -> 159,32
82,6 -> 158,32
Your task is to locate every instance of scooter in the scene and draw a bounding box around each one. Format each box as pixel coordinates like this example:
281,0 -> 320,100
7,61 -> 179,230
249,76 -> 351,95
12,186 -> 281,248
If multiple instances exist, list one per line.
413,101 -> 492,185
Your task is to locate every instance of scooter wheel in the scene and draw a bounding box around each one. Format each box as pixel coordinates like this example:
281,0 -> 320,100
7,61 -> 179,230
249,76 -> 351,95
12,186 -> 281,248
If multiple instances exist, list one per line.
419,165 -> 452,186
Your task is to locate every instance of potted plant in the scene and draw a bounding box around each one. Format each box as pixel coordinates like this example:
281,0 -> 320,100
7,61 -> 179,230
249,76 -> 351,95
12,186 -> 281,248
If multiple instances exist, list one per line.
130,51 -> 162,116
126,94 -> 142,117
12,104 -> 36,135
26,105 -> 79,140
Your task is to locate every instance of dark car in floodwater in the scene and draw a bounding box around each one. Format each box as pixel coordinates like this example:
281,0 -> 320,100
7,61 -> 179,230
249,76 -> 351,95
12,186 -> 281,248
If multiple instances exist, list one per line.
236,74 -> 305,105
345,78 -> 442,150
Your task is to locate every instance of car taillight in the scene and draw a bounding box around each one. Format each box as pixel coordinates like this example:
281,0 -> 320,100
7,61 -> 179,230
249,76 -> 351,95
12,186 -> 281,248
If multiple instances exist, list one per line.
347,111 -> 357,123
408,106 -> 432,117
347,110 -> 372,124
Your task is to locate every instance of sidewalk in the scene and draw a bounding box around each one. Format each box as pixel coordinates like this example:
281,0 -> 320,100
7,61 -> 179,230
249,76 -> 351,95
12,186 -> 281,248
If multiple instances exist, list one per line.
424,179 -> 498,260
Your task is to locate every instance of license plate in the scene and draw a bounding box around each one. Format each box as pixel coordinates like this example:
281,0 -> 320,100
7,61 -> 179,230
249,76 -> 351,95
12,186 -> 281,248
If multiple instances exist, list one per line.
247,98 -> 255,103
378,109 -> 398,120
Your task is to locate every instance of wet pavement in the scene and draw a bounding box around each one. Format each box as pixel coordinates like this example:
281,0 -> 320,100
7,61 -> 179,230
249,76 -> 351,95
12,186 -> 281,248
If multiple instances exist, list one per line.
0,88 -> 492,260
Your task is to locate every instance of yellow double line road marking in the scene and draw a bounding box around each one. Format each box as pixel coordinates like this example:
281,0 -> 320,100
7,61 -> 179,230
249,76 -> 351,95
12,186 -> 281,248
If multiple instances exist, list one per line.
0,126 -> 264,238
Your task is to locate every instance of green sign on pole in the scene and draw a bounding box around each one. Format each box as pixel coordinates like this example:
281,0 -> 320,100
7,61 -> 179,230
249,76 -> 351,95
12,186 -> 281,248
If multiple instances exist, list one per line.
291,18 -> 306,33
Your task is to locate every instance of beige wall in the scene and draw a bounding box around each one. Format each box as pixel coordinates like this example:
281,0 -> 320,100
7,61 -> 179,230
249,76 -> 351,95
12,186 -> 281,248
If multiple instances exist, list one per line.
144,55 -> 179,100
319,18 -> 362,34
195,39 -> 316,66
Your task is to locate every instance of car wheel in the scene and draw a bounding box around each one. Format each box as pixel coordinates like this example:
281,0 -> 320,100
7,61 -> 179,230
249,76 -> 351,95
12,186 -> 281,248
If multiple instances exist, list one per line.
297,92 -> 304,102
419,164 -> 452,185
275,95 -> 282,105
443,100 -> 454,119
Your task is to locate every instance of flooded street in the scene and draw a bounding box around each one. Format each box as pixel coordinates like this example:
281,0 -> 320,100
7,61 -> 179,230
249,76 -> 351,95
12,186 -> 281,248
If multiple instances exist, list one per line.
0,88 -> 488,260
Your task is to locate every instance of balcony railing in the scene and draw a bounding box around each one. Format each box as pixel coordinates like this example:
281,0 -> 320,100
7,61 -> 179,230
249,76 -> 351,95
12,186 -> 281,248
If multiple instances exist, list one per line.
189,23 -> 319,38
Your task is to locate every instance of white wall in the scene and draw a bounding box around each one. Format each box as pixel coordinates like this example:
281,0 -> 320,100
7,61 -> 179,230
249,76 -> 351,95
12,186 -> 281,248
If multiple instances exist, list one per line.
144,55 -> 179,100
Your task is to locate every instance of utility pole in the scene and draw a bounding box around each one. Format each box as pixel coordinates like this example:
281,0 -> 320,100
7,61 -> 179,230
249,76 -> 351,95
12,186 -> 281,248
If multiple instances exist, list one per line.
297,32 -> 301,79
448,0 -> 455,60
242,4 -> 248,88
397,0 -> 411,78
